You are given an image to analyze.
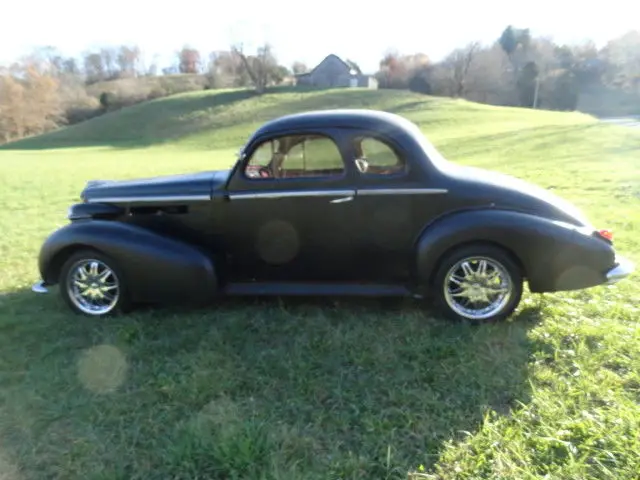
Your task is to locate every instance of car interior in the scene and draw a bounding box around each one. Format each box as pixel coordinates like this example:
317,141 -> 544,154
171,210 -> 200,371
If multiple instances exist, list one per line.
244,134 -> 404,179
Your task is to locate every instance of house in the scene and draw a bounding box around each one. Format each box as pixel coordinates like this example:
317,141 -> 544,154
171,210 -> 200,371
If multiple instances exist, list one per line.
295,54 -> 378,89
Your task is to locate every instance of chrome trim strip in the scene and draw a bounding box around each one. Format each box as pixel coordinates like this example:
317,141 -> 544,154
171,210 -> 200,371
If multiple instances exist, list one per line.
87,195 -> 211,204
606,256 -> 635,284
358,188 -> 448,195
229,190 -> 356,200
32,281 -> 49,294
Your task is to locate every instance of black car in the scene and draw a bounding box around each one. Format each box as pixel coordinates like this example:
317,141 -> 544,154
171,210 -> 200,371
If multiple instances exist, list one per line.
32,109 -> 635,322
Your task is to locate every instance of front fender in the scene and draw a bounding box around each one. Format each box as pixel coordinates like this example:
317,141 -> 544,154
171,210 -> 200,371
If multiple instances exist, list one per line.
414,209 -> 616,293
39,220 -> 218,304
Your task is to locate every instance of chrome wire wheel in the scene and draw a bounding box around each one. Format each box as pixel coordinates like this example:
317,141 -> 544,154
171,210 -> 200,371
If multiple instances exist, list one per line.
66,258 -> 120,316
443,256 -> 513,321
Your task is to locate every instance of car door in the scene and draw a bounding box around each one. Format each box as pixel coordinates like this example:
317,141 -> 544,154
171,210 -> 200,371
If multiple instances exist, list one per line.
347,132 -> 421,284
222,129 -> 361,283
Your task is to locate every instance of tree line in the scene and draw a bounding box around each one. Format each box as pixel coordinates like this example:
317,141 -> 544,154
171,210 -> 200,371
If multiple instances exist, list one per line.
378,27 -> 640,111
1,27 -> 639,144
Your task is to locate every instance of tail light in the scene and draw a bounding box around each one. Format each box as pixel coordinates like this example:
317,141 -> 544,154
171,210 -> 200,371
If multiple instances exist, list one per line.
596,229 -> 614,243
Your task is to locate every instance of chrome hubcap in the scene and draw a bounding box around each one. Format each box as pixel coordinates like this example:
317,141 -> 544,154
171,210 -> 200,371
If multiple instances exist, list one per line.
443,256 -> 513,320
66,259 -> 119,315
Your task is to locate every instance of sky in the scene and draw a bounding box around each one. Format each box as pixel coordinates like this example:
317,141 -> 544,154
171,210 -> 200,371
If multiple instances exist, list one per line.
1,0 -> 639,73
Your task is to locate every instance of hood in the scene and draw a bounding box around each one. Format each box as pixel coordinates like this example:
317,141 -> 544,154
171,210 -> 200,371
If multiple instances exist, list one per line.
81,170 -> 230,203
447,165 -> 592,228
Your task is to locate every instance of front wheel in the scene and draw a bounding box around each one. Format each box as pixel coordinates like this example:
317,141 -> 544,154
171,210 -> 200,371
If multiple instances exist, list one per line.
59,249 -> 131,317
433,245 -> 523,323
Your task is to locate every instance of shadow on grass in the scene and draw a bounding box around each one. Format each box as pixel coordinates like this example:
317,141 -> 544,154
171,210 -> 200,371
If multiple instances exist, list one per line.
0,287 -> 544,479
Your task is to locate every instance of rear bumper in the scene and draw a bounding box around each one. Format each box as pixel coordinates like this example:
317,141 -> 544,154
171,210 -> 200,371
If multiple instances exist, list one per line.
606,256 -> 635,284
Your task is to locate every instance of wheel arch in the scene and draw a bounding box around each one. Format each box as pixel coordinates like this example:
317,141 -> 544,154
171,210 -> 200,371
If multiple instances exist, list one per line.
413,208 -> 616,294
426,239 -> 526,287
38,220 -> 219,305
42,243 -> 107,286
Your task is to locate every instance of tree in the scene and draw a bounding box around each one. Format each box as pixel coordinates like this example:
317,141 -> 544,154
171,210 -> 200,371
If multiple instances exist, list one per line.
291,61 -> 308,75
117,45 -> 141,77
100,48 -> 119,79
499,26 -> 518,57
207,50 -> 251,88
601,30 -> 640,91
83,52 -> 106,84
0,64 -> 63,142
178,47 -> 201,74
517,61 -> 539,107
376,51 -> 430,89
444,42 -> 480,97
0,75 -> 26,141
231,43 -> 281,94
499,25 -> 532,72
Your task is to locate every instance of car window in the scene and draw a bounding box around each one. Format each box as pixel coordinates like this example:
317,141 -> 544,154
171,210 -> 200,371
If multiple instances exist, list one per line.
244,134 -> 344,179
353,136 -> 405,175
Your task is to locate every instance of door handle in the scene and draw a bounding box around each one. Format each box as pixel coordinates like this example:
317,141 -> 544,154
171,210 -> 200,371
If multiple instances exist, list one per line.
330,196 -> 354,204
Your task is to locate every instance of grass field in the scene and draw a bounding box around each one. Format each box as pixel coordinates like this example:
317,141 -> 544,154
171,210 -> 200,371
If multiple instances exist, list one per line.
0,87 -> 639,479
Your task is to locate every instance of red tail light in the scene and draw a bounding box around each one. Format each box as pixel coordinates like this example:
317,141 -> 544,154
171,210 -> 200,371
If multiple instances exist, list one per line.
597,229 -> 614,242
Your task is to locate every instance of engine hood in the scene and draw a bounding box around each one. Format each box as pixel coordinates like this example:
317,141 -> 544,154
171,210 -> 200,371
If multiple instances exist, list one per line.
81,169 -> 230,203
446,165 -> 592,228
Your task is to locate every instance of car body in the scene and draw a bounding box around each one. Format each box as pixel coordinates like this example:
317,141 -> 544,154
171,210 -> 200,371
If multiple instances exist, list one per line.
32,109 -> 635,321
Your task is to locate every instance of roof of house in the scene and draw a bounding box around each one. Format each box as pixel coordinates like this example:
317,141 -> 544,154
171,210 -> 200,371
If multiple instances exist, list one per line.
295,54 -> 363,77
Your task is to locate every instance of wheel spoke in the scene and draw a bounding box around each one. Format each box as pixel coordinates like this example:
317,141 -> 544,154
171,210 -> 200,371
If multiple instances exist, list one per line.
478,259 -> 488,276
98,269 -> 112,281
461,262 -> 474,278
450,291 -> 470,298
89,262 -> 99,277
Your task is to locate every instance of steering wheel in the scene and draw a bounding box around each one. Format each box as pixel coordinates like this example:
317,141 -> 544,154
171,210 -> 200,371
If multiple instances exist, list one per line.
258,166 -> 272,178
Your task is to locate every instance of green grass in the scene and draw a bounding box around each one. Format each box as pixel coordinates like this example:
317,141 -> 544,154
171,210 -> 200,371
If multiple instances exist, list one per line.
0,88 -> 639,479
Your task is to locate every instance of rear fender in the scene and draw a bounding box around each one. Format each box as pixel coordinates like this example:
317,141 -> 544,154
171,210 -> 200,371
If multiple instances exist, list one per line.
414,209 -> 616,293
39,220 -> 218,304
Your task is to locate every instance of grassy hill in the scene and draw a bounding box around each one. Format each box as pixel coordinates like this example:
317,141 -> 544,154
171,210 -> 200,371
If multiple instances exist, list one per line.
0,88 -> 639,479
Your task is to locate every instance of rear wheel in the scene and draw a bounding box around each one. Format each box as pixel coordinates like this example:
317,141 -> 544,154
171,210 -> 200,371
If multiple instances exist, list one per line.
59,250 -> 131,317
433,244 -> 523,323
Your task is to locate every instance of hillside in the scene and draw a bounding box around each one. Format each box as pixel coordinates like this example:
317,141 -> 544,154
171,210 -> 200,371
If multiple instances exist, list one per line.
0,89 -> 639,479
2,87 -> 598,152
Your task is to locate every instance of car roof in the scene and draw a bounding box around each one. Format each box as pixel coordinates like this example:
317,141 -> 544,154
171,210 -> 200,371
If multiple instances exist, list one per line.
250,109 -> 421,139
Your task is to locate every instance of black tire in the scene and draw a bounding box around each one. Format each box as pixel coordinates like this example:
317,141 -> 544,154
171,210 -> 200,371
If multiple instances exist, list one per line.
432,244 -> 523,323
58,249 -> 131,317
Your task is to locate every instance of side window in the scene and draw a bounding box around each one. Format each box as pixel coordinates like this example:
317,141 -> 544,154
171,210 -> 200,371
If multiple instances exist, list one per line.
353,136 -> 405,175
244,134 -> 344,179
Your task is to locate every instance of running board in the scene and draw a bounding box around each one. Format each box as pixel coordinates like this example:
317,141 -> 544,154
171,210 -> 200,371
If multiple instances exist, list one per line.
223,282 -> 415,297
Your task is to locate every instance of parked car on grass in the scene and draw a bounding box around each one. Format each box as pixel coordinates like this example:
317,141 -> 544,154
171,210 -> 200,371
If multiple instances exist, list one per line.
32,109 -> 635,322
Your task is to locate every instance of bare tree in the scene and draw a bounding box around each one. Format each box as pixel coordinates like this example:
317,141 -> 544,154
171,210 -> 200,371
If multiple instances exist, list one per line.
0,64 -> 63,142
100,48 -> 118,79
445,42 -> 481,97
291,61 -> 308,75
178,46 -> 201,74
83,52 -> 105,84
231,43 -> 280,94
117,45 -> 141,78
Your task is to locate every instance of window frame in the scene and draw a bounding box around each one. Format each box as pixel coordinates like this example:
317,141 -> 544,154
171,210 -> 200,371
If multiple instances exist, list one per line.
240,131 -> 349,184
350,133 -> 409,179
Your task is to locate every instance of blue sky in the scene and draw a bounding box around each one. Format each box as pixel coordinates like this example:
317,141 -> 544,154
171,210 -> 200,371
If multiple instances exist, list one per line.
1,0 -> 638,73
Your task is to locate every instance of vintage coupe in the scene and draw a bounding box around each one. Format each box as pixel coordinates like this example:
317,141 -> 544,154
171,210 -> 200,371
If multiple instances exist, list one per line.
32,109 -> 634,322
